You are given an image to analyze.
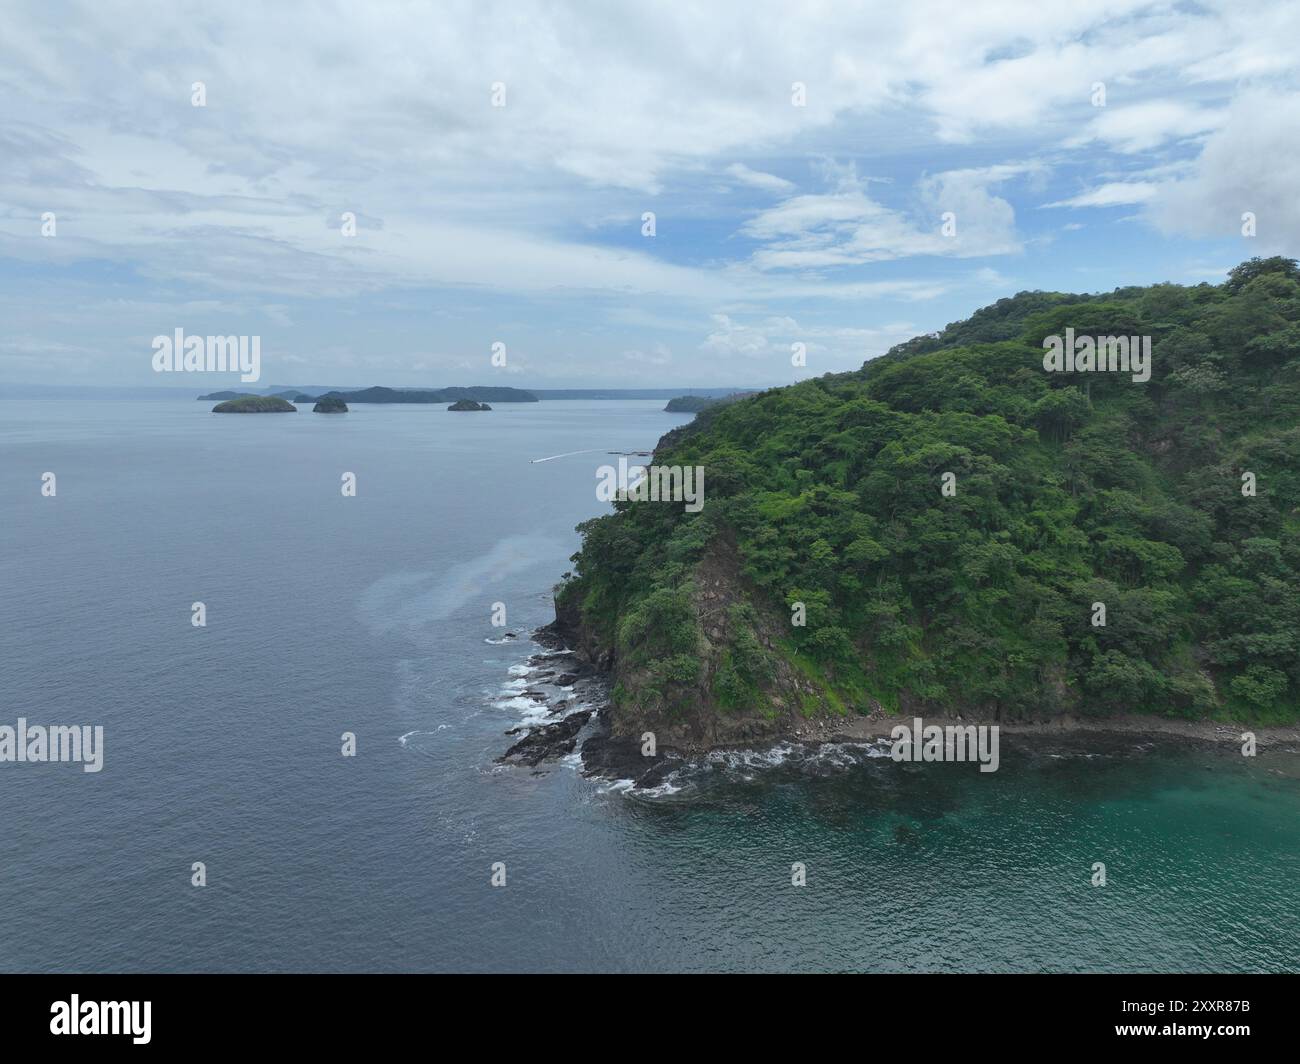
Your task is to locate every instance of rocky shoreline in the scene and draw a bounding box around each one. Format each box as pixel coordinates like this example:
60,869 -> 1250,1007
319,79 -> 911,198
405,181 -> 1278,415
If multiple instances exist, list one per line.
493,622 -> 1300,790
493,621 -> 681,788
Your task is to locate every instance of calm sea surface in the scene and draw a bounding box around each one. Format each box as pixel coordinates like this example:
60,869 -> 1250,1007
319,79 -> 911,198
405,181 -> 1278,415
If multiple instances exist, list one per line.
1,398 -> 1297,972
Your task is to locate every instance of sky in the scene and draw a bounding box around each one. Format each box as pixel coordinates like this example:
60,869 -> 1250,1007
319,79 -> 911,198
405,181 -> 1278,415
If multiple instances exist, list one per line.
1,0 -> 1298,390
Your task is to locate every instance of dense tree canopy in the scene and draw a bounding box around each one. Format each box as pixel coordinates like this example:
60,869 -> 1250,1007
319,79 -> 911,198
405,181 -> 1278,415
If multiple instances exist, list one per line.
560,258 -> 1300,724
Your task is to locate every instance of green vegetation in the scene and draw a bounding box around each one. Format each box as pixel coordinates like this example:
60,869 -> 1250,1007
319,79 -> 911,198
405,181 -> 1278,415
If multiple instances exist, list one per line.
664,392 -> 753,413
211,395 -> 297,412
559,258 -> 1300,729
312,395 -> 348,412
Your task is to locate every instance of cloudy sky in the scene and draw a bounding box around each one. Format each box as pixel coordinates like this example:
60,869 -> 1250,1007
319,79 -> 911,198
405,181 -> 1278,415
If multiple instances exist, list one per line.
2,0 -> 1298,389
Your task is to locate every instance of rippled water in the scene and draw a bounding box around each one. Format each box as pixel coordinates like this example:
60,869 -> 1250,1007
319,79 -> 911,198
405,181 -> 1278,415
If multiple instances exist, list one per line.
2,399 -> 1296,972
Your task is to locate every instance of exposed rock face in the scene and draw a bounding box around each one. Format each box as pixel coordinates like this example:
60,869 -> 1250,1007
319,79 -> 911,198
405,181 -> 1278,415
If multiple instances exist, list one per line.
531,579 -> 857,775
491,637 -> 614,769
448,399 -> 489,411
549,538 -> 844,755
497,710 -> 592,766
312,395 -> 348,412
544,598 -> 613,673
211,396 -> 297,412
578,710 -> 680,788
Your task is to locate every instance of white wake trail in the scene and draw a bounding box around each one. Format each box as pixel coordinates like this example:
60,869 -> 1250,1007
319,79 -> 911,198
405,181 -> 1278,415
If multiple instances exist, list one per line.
530,448 -> 609,464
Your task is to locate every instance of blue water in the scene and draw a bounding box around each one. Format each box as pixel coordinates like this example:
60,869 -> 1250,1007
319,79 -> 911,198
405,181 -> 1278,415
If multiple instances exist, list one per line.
1,399 -> 1297,972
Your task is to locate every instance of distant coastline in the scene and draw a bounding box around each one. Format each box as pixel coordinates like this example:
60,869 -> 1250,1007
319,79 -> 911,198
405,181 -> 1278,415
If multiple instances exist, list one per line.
0,383 -> 764,401
200,385 -> 538,404
664,391 -> 755,413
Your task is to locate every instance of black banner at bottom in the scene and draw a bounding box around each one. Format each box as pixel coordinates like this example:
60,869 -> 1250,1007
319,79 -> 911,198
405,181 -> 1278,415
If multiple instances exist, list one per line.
2,973 -> 1290,1051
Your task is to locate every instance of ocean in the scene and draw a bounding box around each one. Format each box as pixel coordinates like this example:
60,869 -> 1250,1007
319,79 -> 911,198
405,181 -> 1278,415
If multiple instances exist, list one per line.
1,398 -> 1297,972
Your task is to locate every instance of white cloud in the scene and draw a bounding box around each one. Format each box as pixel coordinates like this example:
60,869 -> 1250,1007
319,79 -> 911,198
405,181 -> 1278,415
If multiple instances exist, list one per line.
1065,101 -> 1225,154
1043,182 -> 1159,208
741,163 -> 1028,268
622,343 -> 673,365
2,1 -> 1300,386
700,313 -> 917,368
702,314 -> 790,357
1147,90 -> 1300,252
0,0 -> 1293,299
725,163 -> 795,193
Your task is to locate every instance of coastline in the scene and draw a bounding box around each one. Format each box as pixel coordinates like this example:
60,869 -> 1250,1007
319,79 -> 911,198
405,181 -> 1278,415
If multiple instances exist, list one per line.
791,709 -> 1300,750
508,622 -> 1300,788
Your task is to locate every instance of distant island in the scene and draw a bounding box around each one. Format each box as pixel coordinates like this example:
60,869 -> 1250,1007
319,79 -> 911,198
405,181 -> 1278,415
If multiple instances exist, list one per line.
531,388 -> 750,400
664,392 -> 755,413
448,399 -> 491,411
206,385 -> 538,404
193,386 -> 766,403
212,396 -> 297,413
312,395 -> 348,413
199,389 -> 298,401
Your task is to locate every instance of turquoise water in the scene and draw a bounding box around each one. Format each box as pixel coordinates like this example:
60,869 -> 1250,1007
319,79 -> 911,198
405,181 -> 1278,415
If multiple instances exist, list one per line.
615,739 -> 1300,971
1,399 -> 1296,972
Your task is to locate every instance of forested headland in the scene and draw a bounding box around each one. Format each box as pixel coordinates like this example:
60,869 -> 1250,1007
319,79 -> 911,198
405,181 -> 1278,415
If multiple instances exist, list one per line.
556,258 -> 1300,747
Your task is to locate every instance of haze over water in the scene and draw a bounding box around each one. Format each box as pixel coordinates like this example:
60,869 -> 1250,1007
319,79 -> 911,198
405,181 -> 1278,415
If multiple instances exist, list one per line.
1,399 -> 1296,972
